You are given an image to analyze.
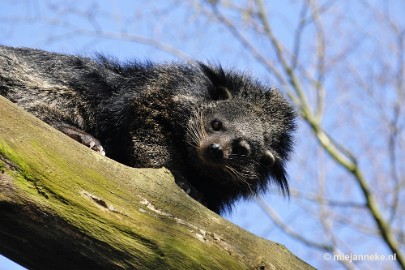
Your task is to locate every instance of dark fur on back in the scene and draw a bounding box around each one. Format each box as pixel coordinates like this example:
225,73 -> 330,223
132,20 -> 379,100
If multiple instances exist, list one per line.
0,46 -> 296,213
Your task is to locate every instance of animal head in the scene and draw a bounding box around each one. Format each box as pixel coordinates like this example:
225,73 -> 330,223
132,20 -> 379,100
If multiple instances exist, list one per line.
185,64 -> 296,205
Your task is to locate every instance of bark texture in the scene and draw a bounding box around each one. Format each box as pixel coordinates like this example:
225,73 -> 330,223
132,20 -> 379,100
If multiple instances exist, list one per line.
0,96 -> 313,270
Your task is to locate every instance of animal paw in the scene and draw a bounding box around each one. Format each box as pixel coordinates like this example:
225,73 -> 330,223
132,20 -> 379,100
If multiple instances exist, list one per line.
176,178 -> 206,206
58,125 -> 105,155
79,133 -> 106,156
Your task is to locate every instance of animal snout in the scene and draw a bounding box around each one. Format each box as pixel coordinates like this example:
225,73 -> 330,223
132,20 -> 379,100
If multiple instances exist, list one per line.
206,143 -> 224,161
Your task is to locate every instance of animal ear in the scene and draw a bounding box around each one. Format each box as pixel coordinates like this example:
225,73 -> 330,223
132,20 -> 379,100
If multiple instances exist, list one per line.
215,86 -> 232,100
198,62 -> 232,100
260,150 -> 276,167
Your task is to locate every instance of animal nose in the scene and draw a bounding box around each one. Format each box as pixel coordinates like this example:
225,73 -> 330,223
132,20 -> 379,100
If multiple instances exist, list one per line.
232,139 -> 250,156
207,143 -> 224,160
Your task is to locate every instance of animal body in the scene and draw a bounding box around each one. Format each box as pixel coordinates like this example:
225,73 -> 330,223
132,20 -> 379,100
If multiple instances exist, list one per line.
0,46 -> 296,213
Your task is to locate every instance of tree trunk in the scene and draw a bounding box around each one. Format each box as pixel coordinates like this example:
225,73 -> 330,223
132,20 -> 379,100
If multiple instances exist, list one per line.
0,96 -> 313,270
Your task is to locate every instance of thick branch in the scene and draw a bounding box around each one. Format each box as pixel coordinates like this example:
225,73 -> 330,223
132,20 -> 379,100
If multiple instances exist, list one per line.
0,97 -> 313,270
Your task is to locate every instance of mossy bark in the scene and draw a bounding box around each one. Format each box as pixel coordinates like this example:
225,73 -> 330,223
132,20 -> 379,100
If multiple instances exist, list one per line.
0,96 -> 314,270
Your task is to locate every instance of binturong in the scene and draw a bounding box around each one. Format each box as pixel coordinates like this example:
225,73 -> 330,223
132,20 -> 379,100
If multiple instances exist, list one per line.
0,46 -> 296,214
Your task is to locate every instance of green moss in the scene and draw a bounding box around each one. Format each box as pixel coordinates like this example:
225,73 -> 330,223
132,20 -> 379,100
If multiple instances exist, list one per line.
0,97 -> 313,269
1,137 -> 245,269
0,140 -> 39,189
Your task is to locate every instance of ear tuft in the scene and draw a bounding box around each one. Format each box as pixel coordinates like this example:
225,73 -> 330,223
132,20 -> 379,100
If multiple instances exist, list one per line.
199,62 -> 232,100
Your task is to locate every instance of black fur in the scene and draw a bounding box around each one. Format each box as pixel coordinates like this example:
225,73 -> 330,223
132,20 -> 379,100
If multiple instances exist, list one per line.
0,46 -> 296,213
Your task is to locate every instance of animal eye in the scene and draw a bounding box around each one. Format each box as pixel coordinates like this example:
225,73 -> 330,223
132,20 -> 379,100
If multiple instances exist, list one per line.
211,119 -> 222,131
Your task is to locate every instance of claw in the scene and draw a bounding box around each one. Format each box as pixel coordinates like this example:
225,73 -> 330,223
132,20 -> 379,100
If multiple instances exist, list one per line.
58,125 -> 105,156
